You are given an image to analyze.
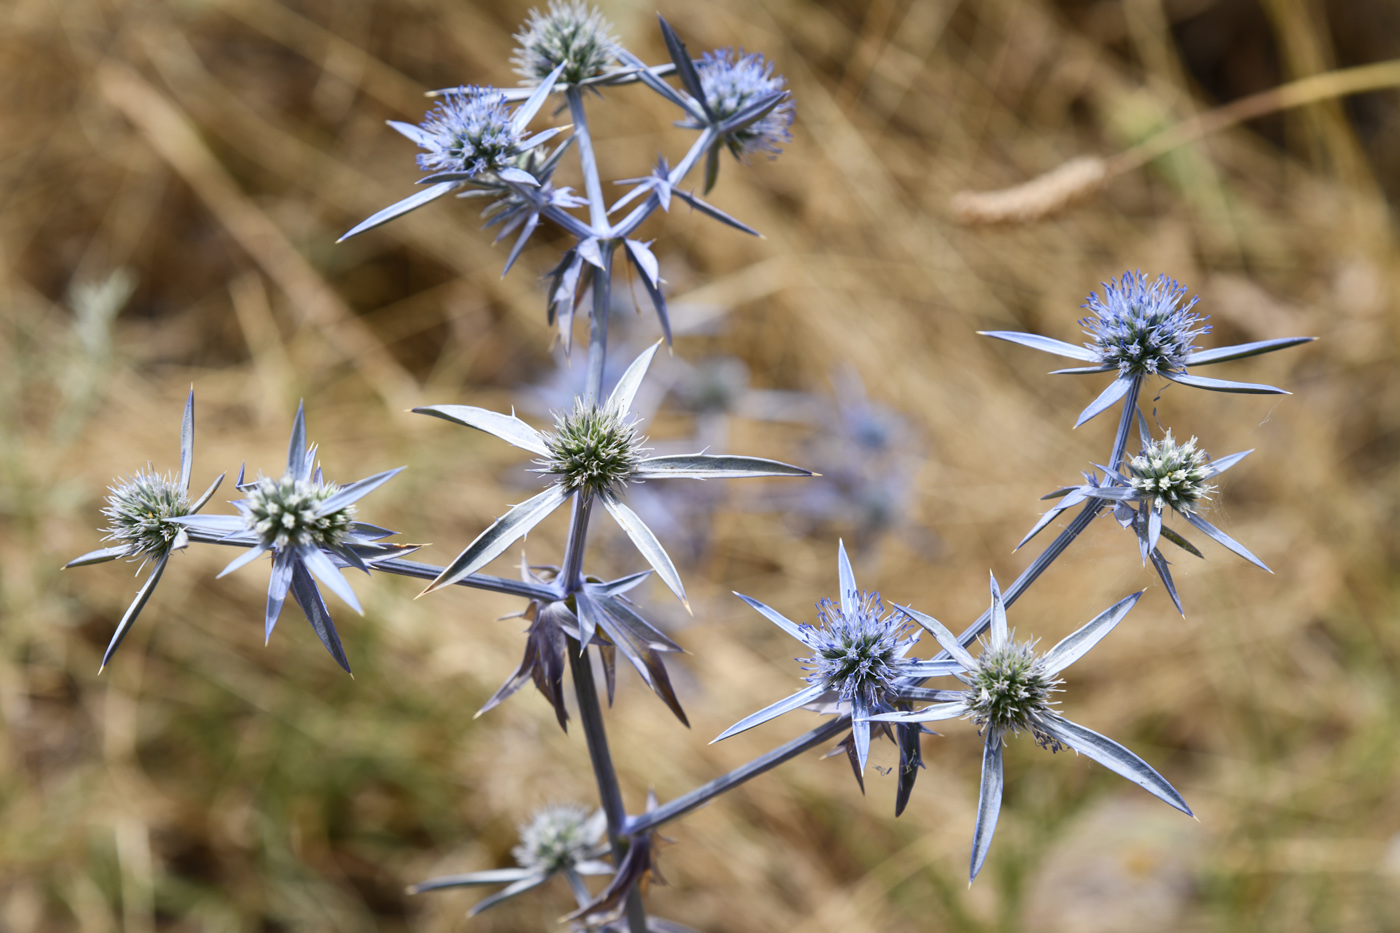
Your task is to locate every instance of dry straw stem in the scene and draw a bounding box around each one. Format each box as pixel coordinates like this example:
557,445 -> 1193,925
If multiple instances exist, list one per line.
96,62 -> 419,407
953,59 -> 1400,226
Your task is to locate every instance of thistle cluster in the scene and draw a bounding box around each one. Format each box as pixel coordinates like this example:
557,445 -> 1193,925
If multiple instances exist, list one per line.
696,49 -> 794,158
102,469 -> 191,560
537,401 -> 647,497
1081,272 -> 1209,376
243,475 -> 354,550
804,592 -> 916,711
1127,431 -> 1214,513
512,804 -> 600,874
416,88 -> 520,177
965,638 -> 1062,748
511,0 -> 617,85
68,0 -> 1319,921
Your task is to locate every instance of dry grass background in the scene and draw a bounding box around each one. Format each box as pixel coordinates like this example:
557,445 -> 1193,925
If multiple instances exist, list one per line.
3,0 -> 1399,930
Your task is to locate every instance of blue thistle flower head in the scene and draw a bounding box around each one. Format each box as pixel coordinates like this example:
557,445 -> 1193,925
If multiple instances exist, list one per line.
964,636 -> 1063,750
1126,429 -> 1215,513
1080,272 -> 1210,376
416,88 -> 521,177
512,0 -> 618,86
802,591 -> 918,711
102,469 -> 193,563
535,399 -> 650,499
242,474 -> 356,550
696,48 -> 794,158
512,804 -> 605,874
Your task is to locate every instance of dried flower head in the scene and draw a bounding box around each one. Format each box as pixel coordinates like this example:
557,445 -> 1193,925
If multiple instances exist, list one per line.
1126,430 -> 1214,513
696,48 -> 794,158
102,470 -> 192,563
537,399 -> 648,498
512,1 -> 618,85
416,88 -> 520,177
409,803 -> 609,914
513,804 -> 602,874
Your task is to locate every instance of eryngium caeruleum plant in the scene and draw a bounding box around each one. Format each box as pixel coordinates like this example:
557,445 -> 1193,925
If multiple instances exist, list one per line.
65,4 -> 1315,928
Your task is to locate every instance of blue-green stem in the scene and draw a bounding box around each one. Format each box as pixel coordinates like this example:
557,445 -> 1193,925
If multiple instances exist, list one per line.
181,532 -> 560,601
566,87 -> 608,232
628,379 -> 1145,837
584,247 -> 615,405
567,634 -> 648,933
560,494 -> 594,593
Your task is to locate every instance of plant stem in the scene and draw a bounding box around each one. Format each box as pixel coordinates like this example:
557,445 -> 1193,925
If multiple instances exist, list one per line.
567,87 -> 608,232
584,246 -> 614,405
567,636 -> 647,933
179,534 -> 561,601
560,494 -> 595,593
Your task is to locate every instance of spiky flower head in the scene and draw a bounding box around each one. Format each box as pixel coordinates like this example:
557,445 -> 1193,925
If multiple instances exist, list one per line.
244,476 -> 354,550
416,88 -> 520,177
536,399 -> 647,498
101,469 -> 192,562
966,637 -> 1063,749
512,1 -> 618,85
696,48 -> 794,158
1127,430 -> 1215,513
803,591 -> 917,711
1081,272 -> 1210,376
512,805 -> 600,874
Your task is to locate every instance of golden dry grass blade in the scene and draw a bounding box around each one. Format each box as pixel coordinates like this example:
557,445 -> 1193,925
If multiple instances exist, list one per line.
95,63 -> 419,406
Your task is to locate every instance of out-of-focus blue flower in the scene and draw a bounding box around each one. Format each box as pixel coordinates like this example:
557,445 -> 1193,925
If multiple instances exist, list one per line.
693,48 -> 794,160
871,575 -> 1192,883
172,404 -> 403,672
409,804 -> 611,915
623,18 -> 792,193
981,272 -> 1314,426
65,390 -> 225,671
